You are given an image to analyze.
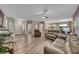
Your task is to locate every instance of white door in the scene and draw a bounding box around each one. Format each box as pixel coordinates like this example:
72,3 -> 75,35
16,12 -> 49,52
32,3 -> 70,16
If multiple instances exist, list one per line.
75,16 -> 79,36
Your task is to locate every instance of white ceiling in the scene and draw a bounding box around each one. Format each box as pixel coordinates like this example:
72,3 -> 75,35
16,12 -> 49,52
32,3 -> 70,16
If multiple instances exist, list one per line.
0,4 -> 78,20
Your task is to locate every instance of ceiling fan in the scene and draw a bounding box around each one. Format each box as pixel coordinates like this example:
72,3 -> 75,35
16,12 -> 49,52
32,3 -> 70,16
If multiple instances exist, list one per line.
41,9 -> 48,19
32,9 -> 48,19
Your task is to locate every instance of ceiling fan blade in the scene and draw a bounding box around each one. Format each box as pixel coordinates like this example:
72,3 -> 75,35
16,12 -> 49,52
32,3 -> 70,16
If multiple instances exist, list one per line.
46,17 -> 48,18
36,14 -> 43,16
30,9 -> 48,19
42,9 -> 48,17
30,14 -> 42,18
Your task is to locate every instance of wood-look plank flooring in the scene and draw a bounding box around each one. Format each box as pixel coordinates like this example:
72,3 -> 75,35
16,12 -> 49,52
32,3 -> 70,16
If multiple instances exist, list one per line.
13,34 -> 79,54
13,34 -> 52,54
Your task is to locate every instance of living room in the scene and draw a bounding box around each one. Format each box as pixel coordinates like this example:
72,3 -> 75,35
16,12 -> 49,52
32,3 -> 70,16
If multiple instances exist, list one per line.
0,4 -> 79,54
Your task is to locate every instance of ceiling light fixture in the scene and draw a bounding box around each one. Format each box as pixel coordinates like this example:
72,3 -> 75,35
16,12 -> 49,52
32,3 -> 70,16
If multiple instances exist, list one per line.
42,16 -> 46,18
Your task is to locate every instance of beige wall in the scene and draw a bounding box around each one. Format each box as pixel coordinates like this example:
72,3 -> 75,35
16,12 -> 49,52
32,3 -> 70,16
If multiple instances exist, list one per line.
44,18 -> 72,30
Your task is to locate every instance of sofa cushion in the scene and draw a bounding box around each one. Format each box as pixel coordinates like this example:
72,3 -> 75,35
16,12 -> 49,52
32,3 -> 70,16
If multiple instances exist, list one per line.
57,34 -> 67,40
44,46 -> 65,54
70,35 -> 79,54
45,33 -> 57,41
51,38 -> 65,51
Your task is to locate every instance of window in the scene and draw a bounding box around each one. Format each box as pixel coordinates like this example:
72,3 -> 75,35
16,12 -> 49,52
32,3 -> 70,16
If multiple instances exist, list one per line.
59,24 -> 67,27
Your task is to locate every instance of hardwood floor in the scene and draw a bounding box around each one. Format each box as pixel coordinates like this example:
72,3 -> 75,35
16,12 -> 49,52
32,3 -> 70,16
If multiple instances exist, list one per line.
13,34 -> 52,54
8,33 -> 79,54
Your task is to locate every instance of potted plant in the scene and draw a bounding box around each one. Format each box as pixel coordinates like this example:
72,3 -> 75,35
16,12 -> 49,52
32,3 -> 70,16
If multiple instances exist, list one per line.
0,31 -> 12,54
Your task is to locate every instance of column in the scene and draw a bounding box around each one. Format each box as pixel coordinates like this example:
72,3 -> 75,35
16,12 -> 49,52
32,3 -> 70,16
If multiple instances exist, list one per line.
27,20 -> 33,44
24,20 -> 28,43
39,21 -> 44,39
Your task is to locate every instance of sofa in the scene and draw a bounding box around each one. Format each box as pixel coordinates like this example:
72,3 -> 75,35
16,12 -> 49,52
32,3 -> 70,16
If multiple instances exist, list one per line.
44,36 -> 72,54
44,33 -> 79,54
44,30 -> 79,54
69,34 -> 79,54
45,33 -> 57,41
44,38 -> 65,54
45,30 -> 67,41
